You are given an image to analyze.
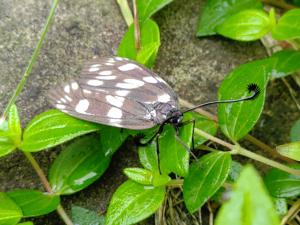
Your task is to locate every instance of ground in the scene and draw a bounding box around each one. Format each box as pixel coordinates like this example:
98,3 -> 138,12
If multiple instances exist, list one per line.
0,0 -> 299,224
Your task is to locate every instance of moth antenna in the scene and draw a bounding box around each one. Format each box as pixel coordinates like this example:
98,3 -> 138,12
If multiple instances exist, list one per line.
182,83 -> 261,114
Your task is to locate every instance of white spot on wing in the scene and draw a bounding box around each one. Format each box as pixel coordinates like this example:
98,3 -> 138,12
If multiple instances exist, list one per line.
64,85 -> 70,93
83,89 -> 92,94
106,95 -> 125,107
105,63 -> 114,66
124,79 -> 144,86
87,80 -> 103,86
60,98 -> 67,103
75,99 -> 90,113
116,83 -> 139,89
115,57 -> 123,61
107,107 -> 122,118
71,82 -> 79,90
89,67 -> 100,72
56,104 -> 66,109
96,75 -> 116,80
91,64 -> 101,68
115,90 -> 130,96
118,63 -> 138,71
143,76 -> 158,83
99,70 -> 112,75
158,94 -> 171,103
65,95 -> 72,102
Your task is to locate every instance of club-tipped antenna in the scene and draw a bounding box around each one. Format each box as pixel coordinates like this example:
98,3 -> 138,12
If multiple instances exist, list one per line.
182,83 -> 261,114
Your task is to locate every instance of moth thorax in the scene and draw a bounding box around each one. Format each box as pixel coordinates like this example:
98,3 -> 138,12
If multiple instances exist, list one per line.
153,102 -> 182,124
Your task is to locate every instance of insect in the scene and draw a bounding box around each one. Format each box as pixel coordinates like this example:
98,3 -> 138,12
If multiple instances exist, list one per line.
48,56 -> 260,143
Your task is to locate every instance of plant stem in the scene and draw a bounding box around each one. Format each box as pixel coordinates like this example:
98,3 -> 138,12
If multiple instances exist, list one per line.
132,0 -> 141,50
167,179 -> 183,187
23,151 -> 74,225
2,0 -> 59,119
194,128 -> 233,149
281,199 -> 300,225
116,0 -> 133,26
262,0 -> 296,10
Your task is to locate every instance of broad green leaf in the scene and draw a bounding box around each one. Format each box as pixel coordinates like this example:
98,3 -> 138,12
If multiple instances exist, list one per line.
152,173 -> 171,187
138,142 -> 159,172
159,113 -> 193,177
197,0 -> 263,36
118,19 -> 160,68
7,190 -> 60,217
137,0 -> 173,23
21,110 -> 100,152
8,105 -> 22,147
272,9 -> 300,40
216,165 -> 280,225
273,198 -> 287,217
218,59 -> 273,141
290,118 -> 300,142
49,135 -> 111,195
183,152 -> 232,213
17,222 -> 34,225
216,9 -> 272,41
270,50 -> 300,79
0,131 -> 16,157
276,141 -> 300,161
71,205 -> 105,225
106,180 -> 165,225
124,168 -> 153,185
264,164 -> 300,198
0,192 -> 22,225
191,112 -> 218,147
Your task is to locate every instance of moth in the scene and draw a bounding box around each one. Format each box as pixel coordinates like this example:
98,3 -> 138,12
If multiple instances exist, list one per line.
48,56 -> 260,140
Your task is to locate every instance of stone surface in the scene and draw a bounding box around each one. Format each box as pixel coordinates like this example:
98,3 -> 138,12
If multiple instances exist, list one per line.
0,0 -> 299,224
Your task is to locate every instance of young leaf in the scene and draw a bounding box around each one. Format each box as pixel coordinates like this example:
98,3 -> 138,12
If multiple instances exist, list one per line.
218,59 -> 273,141
123,168 -> 153,185
270,50 -> 300,79
216,9 -> 272,41
8,105 -> 22,147
197,0 -> 263,36
49,135 -> 111,195
272,9 -> 300,40
71,205 -> 105,225
138,142 -> 159,172
0,131 -> 16,157
118,19 -> 160,68
183,152 -> 232,213
264,165 -> 300,198
7,190 -> 60,217
290,118 -> 300,142
21,109 -> 100,152
106,180 -> 165,225
137,0 -> 173,23
215,165 -> 280,225
0,192 -> 22,225
276,141 -> 300,161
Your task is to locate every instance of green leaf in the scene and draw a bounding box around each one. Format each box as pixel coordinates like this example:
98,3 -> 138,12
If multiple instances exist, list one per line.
106,180 -> 165,225
218,59 -> 272,141
264,164 -> 300,198
71,205 -> 105,225
137,0 -> 173,23
138,142 -> 159,172
272,9 -> 300,40
197,0 -> 263,36
49,135 -> 111,195
0,192 -> 22,225
183,152 -> 232,213
124,168 -> 153,185
7,190 -> 60,217
190,112 -> 218,147
8,105 -> 22,147
216,9 -> 272,41
276,141 -> 300,161
21,110 -> 100,152
0,131 -> 16,157
290,118 -> 300,142
270,50 -> 300,79
17,222 -> 34,225
159,113 -> 194,177
118,19 -> 160,68
216,165 -> 280,225
152,173 -> 171,187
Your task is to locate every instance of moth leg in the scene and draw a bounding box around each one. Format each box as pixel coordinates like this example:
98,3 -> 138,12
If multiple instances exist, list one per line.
138,124 -> 165,146
155,134 -> 162,174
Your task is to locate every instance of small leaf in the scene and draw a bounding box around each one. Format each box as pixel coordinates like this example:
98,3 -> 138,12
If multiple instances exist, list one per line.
290,118 -> 300,142
7,190 -> 60,217
137,0 -> 173,23
0,192 -> 22,225
272,9 -> 300,40
0,131 -> 16,157
276,141 -> 300,161
183,152 -> 232,213
124,168 -> 153,185
197,0 -> 263,36
264,164 -> 300,198
218,59 -> 273,141
8,105 -> 22,147
215,165 -> 280,225
138,142 -> 159,172
118,19 -> 160,68
216,9 -> 272,41
49,135 -> 111,195
106,180 -> 165,225
152,173 -> 171,187
71,205 -> 105,225
21,110 -> 100,152
270,50 -> 300,79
